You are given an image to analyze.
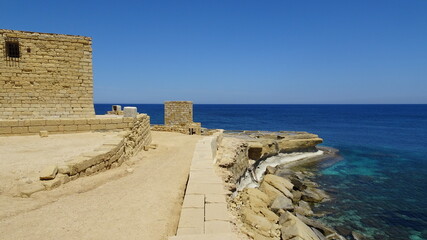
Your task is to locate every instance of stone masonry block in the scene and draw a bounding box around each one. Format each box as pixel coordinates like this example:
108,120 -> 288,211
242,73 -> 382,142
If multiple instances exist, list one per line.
0,127 -> 12,134
0,120 -> 20,127
39,130 -> 49,137
87,118 -> 100,124
82,152 -> 107,166
57,125 -> 65,132
63,125 -> 78,132
138,114 -> 148,120
42,178 -> 62,190
60,119 -> 75,125
105,123 -> 119,130
124,107 -> 138,118
29,126 -> 44,133
123,117 -> 134,123
24,119 -> 46,126
99,118 -> 112,124
116,123 -> 128,129
45,119 -> 61,126
74,118 -> 87,124
111,118 -> 123,124
77,124 -> 91,131
11,126 -> 29,134
58,165 -> 71,174
40,165 -> 58,180
91,124 -> 107,130
66,156 -> 96,174
44,125 -> 59,132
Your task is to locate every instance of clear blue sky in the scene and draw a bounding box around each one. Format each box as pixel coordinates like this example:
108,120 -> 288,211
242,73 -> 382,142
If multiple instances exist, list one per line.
2,0 -> 426,104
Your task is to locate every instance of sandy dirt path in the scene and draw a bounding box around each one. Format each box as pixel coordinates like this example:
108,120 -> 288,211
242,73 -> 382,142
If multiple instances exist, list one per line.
0,131 -> 202,240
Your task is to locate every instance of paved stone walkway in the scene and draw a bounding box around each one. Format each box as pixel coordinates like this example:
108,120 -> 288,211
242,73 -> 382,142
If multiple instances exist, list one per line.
169,135 -> 238,240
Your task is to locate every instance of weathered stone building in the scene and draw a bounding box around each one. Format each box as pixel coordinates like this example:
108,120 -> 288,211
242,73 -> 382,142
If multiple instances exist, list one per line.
165,101 -> 193,126
151,101 -> 202,135
0,29 -> 94,119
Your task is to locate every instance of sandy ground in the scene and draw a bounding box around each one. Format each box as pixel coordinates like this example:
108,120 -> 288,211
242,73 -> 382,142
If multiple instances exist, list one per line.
0,131 -> 202,240
0,131 -> 126,195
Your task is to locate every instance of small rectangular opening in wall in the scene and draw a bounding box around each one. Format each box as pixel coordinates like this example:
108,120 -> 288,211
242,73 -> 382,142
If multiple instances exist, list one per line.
4,38 -> 20,66
6,41 -> 20,58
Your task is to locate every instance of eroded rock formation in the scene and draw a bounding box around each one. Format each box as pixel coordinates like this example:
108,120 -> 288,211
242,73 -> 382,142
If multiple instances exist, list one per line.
215,131 -> 348,240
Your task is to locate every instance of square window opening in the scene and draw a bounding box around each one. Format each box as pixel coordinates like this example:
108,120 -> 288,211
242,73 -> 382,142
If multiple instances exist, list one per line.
6,41 -> 20,58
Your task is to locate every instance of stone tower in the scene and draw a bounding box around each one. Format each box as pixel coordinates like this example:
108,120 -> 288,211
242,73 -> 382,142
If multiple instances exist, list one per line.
0,29 -> 95,119
164,101 -> 193,126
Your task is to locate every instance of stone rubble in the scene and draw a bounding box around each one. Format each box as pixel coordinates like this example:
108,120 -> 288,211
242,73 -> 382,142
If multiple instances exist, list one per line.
39,165 -> 58,180
215,132 -> 350,240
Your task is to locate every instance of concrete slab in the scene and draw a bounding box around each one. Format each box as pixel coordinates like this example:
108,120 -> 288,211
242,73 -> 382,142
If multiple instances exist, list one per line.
205,203 -> 231,221
171,135 -> 238,240
185,183 -> 228,195
188,176 -> 222,184
182,194 -> 205,209
192,154 -> 211,159
192,150 -> 213,158
178,208 -> 204,229
205,194 -> 227,203
177,227 -> 204,235
205,220 -> 232,234
190,169 -> 218,176
190,162 -> 214,170
189,172 -> 222,184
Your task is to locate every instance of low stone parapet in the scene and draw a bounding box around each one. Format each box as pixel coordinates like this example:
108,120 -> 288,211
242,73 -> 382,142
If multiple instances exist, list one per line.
19,114 -> 152,197
152,122 -> 202,135
0,115 -> 138,136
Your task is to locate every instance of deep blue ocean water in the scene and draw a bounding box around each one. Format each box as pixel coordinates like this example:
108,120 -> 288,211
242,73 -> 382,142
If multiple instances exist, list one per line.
95,104 -> 427,240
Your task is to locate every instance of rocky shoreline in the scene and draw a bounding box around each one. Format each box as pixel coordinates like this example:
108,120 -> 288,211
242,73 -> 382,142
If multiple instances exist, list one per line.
215,131 -> 365,240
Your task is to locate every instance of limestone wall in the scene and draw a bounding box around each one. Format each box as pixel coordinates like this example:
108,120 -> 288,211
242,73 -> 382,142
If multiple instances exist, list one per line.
0,116 -> 136,135
64,114 -> 151,178
21,114 -> 152,197
164,101 -> 193,126
151,122 -> 202,135
0,29 -> 94,119
159,101 -> 202,135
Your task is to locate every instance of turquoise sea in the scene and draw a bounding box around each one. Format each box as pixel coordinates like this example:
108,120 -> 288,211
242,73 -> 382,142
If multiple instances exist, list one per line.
95,104 -> 427,240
